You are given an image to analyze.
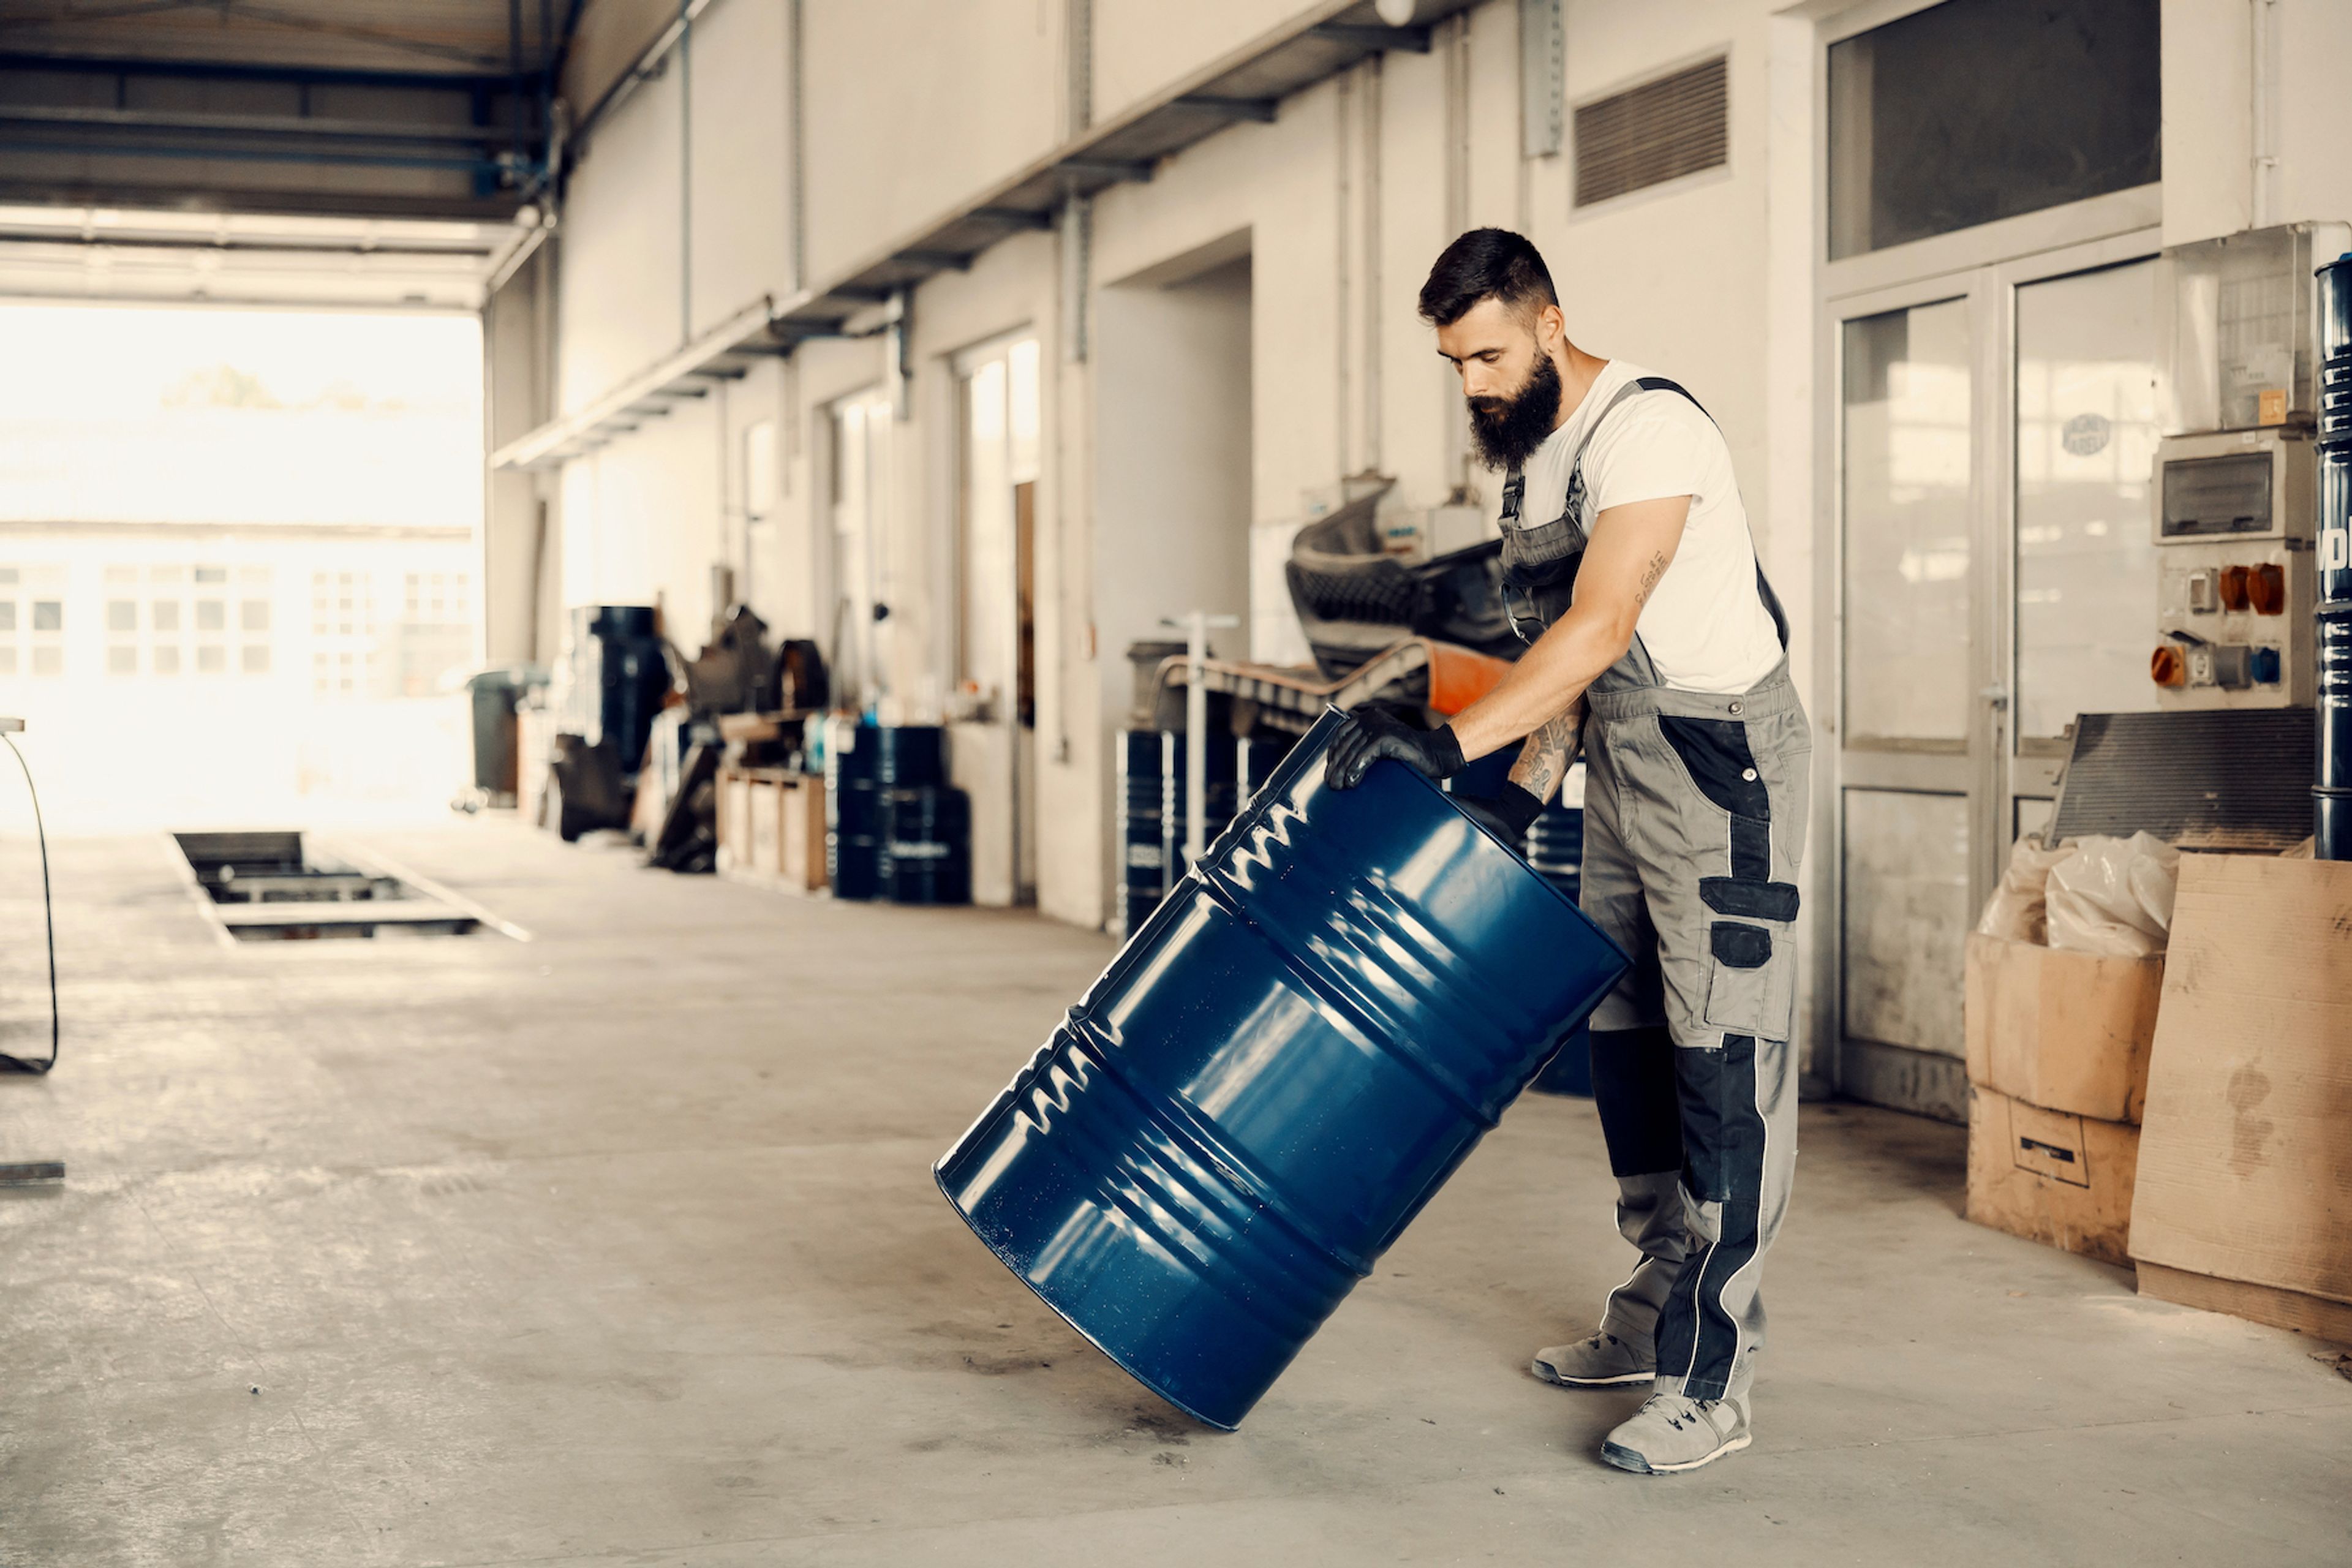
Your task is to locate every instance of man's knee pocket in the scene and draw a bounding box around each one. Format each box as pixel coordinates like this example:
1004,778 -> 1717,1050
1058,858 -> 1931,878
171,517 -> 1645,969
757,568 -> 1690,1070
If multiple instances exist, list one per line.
1697,877 -> 1798,1042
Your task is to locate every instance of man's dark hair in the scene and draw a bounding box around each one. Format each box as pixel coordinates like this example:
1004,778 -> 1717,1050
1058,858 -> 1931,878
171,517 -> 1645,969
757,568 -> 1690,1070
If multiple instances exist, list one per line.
1417,227 -> 1558,328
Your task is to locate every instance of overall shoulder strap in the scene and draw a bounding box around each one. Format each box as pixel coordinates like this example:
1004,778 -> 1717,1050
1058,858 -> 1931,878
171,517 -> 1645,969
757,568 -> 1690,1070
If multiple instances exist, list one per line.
1629,377 -> 1788,652
1623,374 -> 1714,424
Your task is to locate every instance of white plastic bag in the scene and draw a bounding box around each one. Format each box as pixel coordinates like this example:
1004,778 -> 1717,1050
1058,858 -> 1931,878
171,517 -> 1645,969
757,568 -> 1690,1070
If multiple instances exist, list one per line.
2044,831 -> 2180,958
1976,835 -> 2071,943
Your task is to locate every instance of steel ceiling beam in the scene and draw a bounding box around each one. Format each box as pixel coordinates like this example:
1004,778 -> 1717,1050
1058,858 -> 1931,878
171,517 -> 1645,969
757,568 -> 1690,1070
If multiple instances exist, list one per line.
0,104 -> 532,146
0,48 -> 538,94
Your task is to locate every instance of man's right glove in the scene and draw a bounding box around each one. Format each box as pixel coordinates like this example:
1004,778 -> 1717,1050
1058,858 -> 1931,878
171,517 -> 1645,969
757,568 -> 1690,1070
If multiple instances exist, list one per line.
1452,781 -> 1546,845
1325,709 -> 1465,790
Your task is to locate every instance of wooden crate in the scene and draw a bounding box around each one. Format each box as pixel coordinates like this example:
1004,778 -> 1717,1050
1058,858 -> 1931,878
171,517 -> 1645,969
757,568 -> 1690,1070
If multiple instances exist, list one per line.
716,769 -> 756,874
718,767 -> 826,894
748,777 -> 783,876
778,773 -> 827,893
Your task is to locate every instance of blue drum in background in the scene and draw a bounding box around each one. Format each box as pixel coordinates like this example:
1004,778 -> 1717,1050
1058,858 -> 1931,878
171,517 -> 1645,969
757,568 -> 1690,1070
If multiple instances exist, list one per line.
1117,729 -> 1167,936
825,718 -> 881,901
1530,1021 -> 1594,1097
934,709 -> 1629,1430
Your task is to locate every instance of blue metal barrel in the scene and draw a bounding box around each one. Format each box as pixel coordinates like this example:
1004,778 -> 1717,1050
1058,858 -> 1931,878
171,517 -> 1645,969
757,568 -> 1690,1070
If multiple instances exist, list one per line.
935,709 -> 1629,1430
2320,255 -> 2352,859
881,785 -> 971,905
876,725 -> 946,789
1525,799 -> 1584,901
1238,734 -> 1294,809
826,718 -> 881,901
1118,729 -> 1167,936
2320,254 -> 2352,447
1159,729 -> 1240,880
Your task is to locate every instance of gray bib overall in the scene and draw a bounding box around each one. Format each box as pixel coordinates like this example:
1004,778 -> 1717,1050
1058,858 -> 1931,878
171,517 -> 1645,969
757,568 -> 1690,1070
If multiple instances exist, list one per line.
1499,375 -> 1809,1406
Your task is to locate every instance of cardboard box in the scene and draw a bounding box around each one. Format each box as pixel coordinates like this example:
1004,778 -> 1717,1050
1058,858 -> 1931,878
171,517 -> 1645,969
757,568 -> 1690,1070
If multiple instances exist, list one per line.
2128,855 -> 2352,1321
1966,1085 -> 2141,1265
1963,931 -> 2162,1123
2136,1262 -> 2352,1344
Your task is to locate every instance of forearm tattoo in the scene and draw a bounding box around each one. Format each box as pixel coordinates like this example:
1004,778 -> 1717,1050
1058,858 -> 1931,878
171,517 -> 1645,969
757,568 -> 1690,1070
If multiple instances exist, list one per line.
1507,699 -> 1586,804
1636,549 -> 1670,606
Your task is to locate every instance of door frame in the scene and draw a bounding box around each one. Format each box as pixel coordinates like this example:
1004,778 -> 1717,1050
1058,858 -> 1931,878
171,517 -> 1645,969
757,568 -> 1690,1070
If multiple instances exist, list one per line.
950,328 -> 1042,905
1812,217 -> 2161,1110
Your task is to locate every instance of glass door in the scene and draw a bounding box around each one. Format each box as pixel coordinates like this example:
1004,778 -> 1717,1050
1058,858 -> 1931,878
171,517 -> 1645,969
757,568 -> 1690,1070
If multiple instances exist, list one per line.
2004,250 -> 2163,843
1825,234 -> 2158,1122
1833,284 -> 1987,1122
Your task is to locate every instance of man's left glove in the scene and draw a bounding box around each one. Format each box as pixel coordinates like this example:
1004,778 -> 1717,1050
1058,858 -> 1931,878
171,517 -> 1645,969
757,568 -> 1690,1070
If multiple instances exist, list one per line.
1325,709 -> 1465,790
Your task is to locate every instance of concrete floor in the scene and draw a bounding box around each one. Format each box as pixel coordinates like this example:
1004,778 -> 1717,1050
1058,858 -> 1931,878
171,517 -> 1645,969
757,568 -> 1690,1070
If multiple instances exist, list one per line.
1,822 -> 2346,1567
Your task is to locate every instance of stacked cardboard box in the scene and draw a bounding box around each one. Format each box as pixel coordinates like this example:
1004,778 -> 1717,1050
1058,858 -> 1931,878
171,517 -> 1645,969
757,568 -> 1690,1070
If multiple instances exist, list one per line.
1962,932 -> 2164,1265
2128,856 -> 2352,1341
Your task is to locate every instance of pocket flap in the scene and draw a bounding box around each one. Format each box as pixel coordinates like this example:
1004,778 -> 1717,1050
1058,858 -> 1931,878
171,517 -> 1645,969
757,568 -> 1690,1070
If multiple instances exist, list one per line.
1700,877 -> 1801,921
1710,921 -> 1772,968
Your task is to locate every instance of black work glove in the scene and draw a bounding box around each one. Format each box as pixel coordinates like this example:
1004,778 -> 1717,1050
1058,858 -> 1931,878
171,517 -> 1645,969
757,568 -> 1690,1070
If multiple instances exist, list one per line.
1454,782 -> 1545,843
1325,710 -> 1465,790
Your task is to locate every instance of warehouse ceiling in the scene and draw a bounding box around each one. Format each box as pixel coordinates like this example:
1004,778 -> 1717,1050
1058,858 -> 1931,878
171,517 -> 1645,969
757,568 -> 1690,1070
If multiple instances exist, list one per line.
0,0 -> 568,305
0,1 -> 563,75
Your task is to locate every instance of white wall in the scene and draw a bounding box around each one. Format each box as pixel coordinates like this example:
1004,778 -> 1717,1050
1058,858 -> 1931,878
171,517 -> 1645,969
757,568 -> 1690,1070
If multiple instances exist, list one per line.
558,64 -> 685,412
686,0 -> 793,333
2273,0 -> 2352,236
537,0 -> 2352,946
800,0 -> 1063,280
1094,257 -> 1255,653
1090,1 -> 1319,124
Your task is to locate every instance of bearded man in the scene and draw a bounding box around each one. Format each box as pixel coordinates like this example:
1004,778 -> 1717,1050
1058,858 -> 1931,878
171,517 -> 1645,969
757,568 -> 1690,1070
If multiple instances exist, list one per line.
1324,227 -> 1810,1476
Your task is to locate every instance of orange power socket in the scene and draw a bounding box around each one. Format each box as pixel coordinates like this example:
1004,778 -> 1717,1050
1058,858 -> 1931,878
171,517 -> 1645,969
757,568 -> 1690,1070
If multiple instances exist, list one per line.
2150,644 -> 2187,686
2249,562 -> 2286,615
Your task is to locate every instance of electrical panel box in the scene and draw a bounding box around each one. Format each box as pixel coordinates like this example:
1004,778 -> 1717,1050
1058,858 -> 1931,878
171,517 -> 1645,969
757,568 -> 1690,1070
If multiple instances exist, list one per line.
2149,427 -> 2316,709
2159,222 -> 2351,435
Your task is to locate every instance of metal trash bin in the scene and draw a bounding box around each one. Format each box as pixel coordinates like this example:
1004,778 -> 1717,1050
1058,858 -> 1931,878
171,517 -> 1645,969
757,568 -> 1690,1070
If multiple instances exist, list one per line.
466,666 -> 545,807
935,709 -> 1628,1430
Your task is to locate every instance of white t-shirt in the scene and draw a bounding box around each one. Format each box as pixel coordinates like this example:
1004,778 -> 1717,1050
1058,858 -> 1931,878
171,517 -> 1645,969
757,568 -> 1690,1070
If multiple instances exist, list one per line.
1520,360 -> 1783,695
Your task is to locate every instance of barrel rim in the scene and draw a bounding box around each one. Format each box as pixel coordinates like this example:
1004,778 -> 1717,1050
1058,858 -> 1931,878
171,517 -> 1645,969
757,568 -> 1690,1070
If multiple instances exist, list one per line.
929,1158 -> 1241,1433
1299,706 -> 1630,965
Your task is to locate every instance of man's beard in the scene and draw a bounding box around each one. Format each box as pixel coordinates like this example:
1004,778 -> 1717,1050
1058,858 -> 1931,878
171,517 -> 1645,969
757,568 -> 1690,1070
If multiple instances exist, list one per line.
1466,352 -> 1562,472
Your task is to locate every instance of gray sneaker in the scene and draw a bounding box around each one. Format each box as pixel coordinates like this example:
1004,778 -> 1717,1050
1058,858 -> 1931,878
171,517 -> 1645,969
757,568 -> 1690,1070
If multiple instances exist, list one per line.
1599,1392 -> 1751,1474
1529,1332 -> 1656,1388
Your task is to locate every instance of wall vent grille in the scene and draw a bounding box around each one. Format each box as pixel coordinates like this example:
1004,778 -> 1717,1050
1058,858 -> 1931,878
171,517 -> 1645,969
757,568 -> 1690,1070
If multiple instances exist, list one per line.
1574,56 -> 1728,208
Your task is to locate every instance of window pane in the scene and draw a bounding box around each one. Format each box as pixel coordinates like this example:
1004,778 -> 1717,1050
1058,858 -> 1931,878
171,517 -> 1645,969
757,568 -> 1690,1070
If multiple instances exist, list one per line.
0,601 -> 14,631
1828,0 -> 2160,260
107,599 -> 137,631
241,598 -> 270,632
2016,260 -> 2164,740
107,644 -> 137,675
197,644 -> 226,673
1842,299 -> 1973,742
154,645 -> 181,674
32,645 -> 61,675
196,598 -> 225,632
0,646 -> 13,674
152,600 -> 180,631
32,600 -> 61,631
241,644 -> 271,674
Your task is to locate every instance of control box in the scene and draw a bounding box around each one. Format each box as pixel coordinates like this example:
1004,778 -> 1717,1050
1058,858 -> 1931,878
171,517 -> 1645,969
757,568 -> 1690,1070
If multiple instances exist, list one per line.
2150,428 -> 2316,708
